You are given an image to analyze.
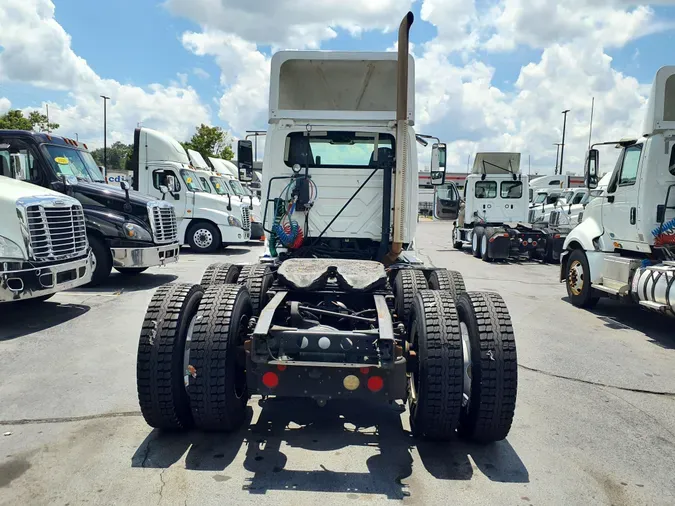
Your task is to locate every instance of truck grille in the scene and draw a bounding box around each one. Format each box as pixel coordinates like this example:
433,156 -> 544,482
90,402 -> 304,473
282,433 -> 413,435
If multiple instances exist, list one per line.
242,206 -> 251,231
148,202 -> 178,244
24,203 -> 88,261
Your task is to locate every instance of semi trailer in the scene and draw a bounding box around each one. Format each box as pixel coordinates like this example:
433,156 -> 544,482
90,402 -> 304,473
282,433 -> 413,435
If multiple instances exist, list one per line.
561,66 -> 675,316
135,12 -> 518,443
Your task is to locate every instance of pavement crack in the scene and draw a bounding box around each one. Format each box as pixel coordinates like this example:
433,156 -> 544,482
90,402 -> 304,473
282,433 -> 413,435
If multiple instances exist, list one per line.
158,468 -> 167,505
519,364 -> 675,397
0,411 -> 142,426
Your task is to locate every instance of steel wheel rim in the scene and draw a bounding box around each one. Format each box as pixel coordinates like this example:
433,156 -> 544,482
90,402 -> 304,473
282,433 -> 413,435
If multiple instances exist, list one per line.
408,321 -> 419,407
482,235 -> 487,256
472,233 -> 477,252
569,259 -> 584,296
194,228 -> 213,249
184,315 -> 197,389
460,321 -> 472,408
91,250 -> 97,272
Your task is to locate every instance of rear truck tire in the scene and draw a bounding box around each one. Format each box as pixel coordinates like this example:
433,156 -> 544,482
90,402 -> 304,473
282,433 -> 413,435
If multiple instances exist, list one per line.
472,228 -> 484,258
456,292 -> 518,444
394,269 -> 429,325
115,267 -> 149,275
428,269 -> 466,301
408,290 -> 464,440
200,263 -> 240,288
238,264 -> 273,316
453,227 -> 463,250
87,234 -> 113,286
136,283 -> 204,430
566,249 -> 599,309
481,233 -> 493,263
188,284 -> 252,432
187,222 -> 221,254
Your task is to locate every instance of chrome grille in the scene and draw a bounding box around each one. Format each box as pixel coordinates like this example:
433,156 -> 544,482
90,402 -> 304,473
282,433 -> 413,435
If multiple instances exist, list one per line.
242,207 -> 251,231
24,203 -> 88,261
148,202 -> 178,244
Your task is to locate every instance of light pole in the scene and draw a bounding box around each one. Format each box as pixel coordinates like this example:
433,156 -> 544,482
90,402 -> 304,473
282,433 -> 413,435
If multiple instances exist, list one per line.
560,109 -> 570,175
75,133 -> 79,142
100,95 -> 110,175
553,143 -> 562,175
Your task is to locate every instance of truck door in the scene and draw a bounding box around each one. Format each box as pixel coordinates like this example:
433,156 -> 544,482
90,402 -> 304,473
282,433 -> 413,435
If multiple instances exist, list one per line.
602,145 -> 642,246
433,183 -> 460,220
152,168 -> 188,217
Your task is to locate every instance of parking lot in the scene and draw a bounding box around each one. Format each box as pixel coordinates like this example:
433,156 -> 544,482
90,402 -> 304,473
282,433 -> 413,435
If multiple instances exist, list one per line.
1,221 -> 674,506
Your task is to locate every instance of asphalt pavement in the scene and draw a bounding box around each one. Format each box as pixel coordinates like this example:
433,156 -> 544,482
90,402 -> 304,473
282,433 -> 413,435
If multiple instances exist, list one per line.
1,222 -> 674,506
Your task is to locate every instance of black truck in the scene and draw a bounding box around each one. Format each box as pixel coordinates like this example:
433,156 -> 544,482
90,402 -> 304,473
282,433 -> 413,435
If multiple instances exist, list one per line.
0,130 -> 180,285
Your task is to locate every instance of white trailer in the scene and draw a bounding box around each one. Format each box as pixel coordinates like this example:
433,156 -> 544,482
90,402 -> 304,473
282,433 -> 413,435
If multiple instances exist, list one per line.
561,66 -> 675,316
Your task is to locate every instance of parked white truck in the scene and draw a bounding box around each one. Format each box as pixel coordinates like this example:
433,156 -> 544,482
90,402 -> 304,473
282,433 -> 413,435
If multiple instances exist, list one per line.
135,13 -> 518,444
561,66 -> 675,316
0,175 -> 92,302
130,127 -> 251,253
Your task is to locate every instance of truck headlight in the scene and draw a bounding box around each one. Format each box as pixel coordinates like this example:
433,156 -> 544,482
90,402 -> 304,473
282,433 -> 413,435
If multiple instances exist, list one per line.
228,216 -> 242,228
123,223 -> 153,241
0,235 -> 25,260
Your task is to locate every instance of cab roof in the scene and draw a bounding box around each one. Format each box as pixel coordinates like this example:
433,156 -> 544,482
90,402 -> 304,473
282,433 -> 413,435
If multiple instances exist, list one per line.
0,130 -> 90,150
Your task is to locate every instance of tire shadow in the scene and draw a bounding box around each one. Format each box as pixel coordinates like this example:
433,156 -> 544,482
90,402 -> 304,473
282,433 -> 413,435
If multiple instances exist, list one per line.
0,301 -> 90,341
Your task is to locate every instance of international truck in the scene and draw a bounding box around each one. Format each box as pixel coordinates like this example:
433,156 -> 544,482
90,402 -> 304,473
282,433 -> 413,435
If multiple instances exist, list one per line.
0,174 -> 92,302
561,66 -> 675,316
0,130 -> 180,285
450,152 -> 548,261
130,127 -> 251,253
134,13 -> 518,444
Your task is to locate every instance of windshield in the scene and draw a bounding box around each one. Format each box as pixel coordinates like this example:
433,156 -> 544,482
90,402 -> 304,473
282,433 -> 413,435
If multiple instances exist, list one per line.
180,169 -> 204,192
561,191 -> 574,203
209,176 -> 231,196
44,145 -> 105,183
198,176 -> 213,193
533,193 -> 547,204
285,131 -> 395,168
229,179 -> 246,196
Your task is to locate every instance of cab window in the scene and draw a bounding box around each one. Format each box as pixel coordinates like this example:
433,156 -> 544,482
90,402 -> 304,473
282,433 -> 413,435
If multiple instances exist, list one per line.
501,181 -> 522,199
152,169 -> 180,192
0,139 -> 42,183
572,192 -> 585,205
199,177 -> 212,193
475,181 -> 497,198
618,145 -> 641,186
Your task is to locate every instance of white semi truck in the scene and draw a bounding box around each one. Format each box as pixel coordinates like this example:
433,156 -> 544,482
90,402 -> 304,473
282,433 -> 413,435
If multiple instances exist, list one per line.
451,153 -> 548,261
0,175 -> 92,302
135,13 -> 518,444
561,66 -> 675,316
130,127 -> 251,253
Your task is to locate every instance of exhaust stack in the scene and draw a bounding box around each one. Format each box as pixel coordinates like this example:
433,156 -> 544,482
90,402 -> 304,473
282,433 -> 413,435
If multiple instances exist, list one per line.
385,11 -> 414,266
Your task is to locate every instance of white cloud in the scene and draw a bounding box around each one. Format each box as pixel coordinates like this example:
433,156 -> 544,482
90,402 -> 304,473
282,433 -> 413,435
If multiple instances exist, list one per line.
165,0 -> 415,48
0,0 -> 211,147
193,67 -> 210,79
0,97 -> 11,115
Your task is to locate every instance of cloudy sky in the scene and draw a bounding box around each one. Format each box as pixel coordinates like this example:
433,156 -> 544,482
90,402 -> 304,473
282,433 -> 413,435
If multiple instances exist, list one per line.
1,0 -> 674,174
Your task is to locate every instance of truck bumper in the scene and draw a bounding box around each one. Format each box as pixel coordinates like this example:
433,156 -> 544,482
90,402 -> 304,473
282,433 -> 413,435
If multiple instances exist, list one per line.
251,222 -> 264,240
110,243 -> 180,268
0,254 -> 92,303
219,225 -> 251,244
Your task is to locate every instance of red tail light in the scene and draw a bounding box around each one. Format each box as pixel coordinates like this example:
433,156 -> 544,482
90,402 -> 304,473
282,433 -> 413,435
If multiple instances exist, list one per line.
262,372 -> 279,388
367,376 -> 384,392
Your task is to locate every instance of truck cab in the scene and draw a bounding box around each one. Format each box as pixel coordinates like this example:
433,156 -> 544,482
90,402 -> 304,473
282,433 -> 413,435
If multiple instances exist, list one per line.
0,175 -> 93,302
0,130 -> 180,285
249,50 -> 419,261
562,66 -> 675,315
131,127 -> 251,253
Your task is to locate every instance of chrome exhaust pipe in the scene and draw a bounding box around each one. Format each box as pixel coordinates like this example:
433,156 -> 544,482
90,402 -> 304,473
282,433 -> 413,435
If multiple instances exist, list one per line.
385,11 -> 414,266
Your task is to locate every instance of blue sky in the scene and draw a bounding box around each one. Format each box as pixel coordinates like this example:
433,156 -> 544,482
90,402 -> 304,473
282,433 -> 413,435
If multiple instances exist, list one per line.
2,0 -> 675,173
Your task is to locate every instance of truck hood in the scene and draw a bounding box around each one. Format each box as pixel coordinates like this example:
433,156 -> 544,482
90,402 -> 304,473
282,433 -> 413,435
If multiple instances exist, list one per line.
194,191 -> 244,217
72,181 -> 164,225
0,175 -> 65,200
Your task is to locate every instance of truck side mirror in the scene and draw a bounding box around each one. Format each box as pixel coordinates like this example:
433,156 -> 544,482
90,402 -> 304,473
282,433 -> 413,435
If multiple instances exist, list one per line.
120,180 -> 130,191
159,185 -> 169,200
237,140 -> 254,182
430,142 -> 447,186
585,149 -> 599,189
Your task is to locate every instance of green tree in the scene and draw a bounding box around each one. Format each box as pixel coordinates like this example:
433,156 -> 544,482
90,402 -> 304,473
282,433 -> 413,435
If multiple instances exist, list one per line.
0,109 -> 59,131
182,124 -> 234,161
91,142 -> 132,172
27,111 -> 59,132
